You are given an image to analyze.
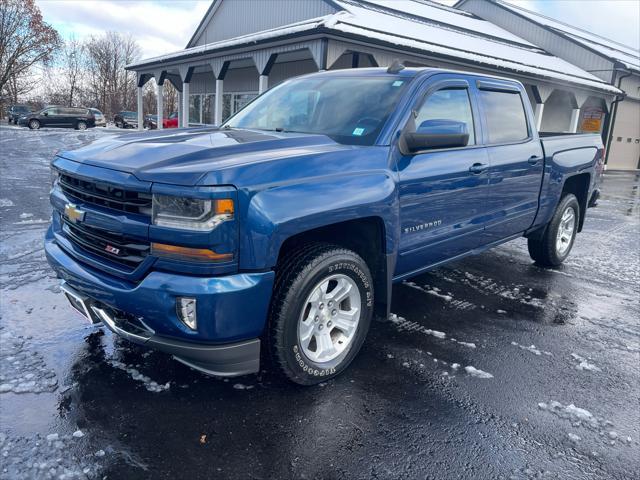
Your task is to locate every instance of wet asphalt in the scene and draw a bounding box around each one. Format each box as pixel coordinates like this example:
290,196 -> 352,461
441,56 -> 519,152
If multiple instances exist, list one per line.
0,124 -> 638,480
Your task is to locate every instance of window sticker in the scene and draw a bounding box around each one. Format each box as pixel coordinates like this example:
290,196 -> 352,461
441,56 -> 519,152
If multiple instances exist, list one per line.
392,80 -> 404,87
352,127 -> 365,136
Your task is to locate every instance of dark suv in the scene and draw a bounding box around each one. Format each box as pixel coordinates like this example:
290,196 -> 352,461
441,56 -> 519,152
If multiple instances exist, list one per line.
114,111 -> 138,128
18,106 -> 95,130
7,105 -> 32,124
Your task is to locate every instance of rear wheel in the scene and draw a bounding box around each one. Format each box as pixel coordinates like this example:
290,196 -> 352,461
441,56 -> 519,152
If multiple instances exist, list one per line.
528,194 -> 579,267
76,121 -> 87,130
28,119 -> 40,130
268,244 -> 374,385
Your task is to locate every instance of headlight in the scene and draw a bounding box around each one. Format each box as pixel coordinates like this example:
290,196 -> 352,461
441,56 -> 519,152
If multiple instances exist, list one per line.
152,195 -> 234,231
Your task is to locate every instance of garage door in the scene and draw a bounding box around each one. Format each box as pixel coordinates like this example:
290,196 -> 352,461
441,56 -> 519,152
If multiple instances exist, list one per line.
608,99 -> 640,170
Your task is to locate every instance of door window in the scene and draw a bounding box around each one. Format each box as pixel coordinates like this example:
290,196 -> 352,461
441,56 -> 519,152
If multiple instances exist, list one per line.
479,90 -> 529,144
415,88 -> 475,145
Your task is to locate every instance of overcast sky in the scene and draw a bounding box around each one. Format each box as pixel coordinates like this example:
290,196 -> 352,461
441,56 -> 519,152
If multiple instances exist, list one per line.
36,0 -> 640,61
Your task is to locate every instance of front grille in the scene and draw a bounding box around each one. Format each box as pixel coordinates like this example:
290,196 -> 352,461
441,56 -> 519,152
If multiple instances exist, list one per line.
59,172 -> 152,215
62,217 -> 150,270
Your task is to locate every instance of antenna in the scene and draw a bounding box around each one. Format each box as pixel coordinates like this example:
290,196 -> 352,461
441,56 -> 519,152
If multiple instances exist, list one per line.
387,59 -> 405,74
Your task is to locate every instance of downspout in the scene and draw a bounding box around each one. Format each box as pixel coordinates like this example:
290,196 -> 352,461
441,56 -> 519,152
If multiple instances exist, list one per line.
604,67 -> 631,166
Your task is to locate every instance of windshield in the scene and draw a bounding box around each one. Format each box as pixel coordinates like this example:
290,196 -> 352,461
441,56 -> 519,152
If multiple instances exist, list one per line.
224,75 -> 411,146
15,106 -> 30,112
123,112 -> 136,119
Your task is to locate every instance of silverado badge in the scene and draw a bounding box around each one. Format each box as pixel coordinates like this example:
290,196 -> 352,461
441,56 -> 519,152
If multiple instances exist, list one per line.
64,204 -> 86,224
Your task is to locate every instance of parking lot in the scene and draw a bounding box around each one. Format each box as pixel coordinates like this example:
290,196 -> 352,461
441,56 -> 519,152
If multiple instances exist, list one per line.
0,124 -> 638,479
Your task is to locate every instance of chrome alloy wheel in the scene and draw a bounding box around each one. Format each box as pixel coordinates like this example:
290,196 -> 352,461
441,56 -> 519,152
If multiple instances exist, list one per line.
556,206 -> 576,256
298,274 -> 361,364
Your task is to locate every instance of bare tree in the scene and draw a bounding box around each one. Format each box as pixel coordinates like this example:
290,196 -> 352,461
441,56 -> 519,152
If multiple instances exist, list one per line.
164,81 -> 178,115
62,37 -> 85,106
143,82 -> 156,114
84,32 -> 140,117
0,0 -> 61,101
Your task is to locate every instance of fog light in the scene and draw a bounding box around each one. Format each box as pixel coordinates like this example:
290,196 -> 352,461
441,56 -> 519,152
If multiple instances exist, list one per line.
177,297 -> 197,330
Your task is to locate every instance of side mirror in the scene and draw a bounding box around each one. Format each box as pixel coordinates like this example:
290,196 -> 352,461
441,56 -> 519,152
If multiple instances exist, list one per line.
403,119 -> 469,153
43,112 -> 48,116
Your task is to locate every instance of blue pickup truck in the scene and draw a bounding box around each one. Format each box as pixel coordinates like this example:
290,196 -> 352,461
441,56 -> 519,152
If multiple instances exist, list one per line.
46,67 -> 603,385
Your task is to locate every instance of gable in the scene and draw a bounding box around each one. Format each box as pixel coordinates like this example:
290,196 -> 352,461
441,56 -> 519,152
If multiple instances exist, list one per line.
189,0 -> 338,48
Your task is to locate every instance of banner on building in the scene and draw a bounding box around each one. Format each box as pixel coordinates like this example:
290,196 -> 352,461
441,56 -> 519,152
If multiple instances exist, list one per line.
581,107 -> 604,133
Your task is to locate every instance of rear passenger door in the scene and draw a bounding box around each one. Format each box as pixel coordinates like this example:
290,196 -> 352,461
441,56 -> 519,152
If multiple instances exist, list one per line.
476,80 -> 544,243
395,76 -> 490,277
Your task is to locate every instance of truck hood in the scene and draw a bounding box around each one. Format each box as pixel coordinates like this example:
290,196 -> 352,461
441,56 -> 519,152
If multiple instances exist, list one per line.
58,127 -> 349,186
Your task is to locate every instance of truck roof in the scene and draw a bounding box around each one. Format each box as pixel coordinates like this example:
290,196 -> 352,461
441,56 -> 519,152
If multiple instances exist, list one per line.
299,66 -> 525,88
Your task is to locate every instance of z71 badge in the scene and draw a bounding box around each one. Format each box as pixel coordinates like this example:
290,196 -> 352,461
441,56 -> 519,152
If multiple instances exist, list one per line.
404,220 -> 442,234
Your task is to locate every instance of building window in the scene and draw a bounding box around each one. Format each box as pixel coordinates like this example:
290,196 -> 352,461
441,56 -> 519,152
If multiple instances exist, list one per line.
190,92 -> 257,124
189,95 -> 201,124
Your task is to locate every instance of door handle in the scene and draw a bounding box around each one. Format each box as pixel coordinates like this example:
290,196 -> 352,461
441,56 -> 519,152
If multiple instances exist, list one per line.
469,162 -> 489,174
528,155 -> 541,165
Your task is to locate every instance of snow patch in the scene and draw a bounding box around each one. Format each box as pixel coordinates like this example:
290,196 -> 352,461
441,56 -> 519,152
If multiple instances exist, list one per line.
568,433 -> 581,442
571,353 -> 601,372
0,198 -> 14,207
511,341 -> 552,356
0,329 -> 58,394
109,360 -> 170,393
389,313 -> 446,339
19,212 -> 33,219
464,366 -> 493,379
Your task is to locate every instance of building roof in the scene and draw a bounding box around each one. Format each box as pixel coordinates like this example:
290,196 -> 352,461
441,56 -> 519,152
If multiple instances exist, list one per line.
492,0 -> 640,73
127,0 -> 621,94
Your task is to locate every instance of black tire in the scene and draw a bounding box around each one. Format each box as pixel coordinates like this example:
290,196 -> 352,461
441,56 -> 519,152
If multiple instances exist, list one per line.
28,119 -> 40,130
115,121 -> 122,128
528,193 -> 580,267
76,121 -> 87,130
268,243 -> 374,385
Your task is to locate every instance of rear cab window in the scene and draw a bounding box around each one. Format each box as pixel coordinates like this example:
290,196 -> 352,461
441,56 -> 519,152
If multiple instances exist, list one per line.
478,88 -> 530,144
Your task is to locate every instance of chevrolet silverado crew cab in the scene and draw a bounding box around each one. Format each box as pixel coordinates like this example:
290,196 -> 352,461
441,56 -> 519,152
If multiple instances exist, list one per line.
46,66 -> 603,385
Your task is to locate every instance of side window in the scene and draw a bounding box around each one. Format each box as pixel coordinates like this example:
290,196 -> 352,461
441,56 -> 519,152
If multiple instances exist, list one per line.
479,90 -> 529,144
45,108 -> 58,115
415,88 -> 475,145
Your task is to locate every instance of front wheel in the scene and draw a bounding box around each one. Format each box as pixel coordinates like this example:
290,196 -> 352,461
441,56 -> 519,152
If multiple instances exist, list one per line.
28,119 -> 40,130
268,244 -> 374,385
528,193 -> 579,267
76,121 -> 87,130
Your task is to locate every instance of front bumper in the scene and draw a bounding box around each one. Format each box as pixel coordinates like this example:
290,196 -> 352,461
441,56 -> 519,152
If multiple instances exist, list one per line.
45,227 -> 275,376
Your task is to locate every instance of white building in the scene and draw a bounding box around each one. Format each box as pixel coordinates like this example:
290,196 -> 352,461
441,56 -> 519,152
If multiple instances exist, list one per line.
126,0 -> 638,169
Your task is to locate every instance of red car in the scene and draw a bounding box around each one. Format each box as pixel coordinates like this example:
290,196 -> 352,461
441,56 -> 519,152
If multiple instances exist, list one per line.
163,112 -> 178,128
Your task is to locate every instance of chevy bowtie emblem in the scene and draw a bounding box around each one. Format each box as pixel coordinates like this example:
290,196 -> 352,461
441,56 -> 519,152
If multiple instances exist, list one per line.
64,203 -> 86,223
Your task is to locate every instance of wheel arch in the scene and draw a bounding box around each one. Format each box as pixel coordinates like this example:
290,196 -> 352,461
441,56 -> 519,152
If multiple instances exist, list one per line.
561,172 -> 590,232
274,217 -> 392,320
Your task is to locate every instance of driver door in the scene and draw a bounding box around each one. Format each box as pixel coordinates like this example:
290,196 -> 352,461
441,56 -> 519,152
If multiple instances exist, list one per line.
395,76 -> 491,278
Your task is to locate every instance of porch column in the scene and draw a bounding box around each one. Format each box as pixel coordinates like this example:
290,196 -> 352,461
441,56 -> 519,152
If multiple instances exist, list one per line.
254,53 -> 278,95
209,60 -> 230,126
534,103 -> 545,131
178,66 -> 194,129
258,75 -> 269,94
532,84 -> 553,133
136,86 -> 143,131
569,92 -> 590,133
156,83 -> 164,130
569,108 -> 581,133
182,81 -> 189,127
214,79 -> 224,126
177,91 -> 183,128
